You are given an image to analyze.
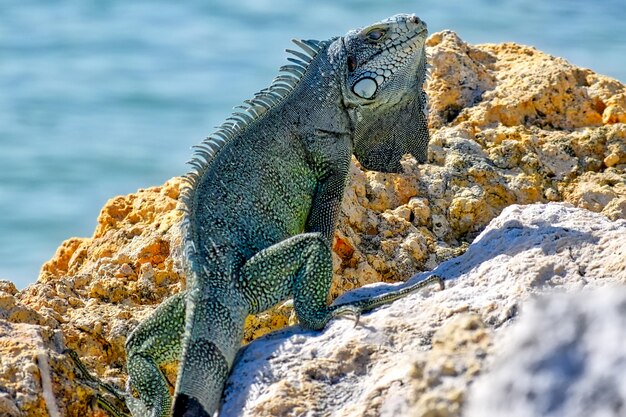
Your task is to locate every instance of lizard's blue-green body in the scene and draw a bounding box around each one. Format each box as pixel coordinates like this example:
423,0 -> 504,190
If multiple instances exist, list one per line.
86,14 -> 441,417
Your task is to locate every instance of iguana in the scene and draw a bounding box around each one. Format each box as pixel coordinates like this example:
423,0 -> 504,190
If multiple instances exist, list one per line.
74,13 -> 443,417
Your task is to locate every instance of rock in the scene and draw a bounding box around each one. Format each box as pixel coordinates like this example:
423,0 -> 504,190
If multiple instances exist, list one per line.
465,288 -> 626,417
16,179 -> 186,382
222,204 -> 626,416
0,321 -> 93,417
426,31 -> 626,129
0,31 -> 625,415
561,170 -> 626,220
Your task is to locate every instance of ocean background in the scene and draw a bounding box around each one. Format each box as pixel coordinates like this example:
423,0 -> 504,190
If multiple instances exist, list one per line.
1,0 -> 624,289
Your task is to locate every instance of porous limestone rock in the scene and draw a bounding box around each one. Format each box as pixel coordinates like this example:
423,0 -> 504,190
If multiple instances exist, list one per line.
19,179 -> 186,379
0,31 -> 625,415
0,321 -> 95,417
221,204 -> 626,417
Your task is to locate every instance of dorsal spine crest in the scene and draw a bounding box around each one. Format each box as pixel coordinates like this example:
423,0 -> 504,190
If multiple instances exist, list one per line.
179,38 -> 327,266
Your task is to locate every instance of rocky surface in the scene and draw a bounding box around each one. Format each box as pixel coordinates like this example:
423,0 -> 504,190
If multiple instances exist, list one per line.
0,31 -> 625,416
221,203 -> 626,416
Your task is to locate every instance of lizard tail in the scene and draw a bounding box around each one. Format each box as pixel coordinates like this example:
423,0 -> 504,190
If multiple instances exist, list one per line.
172,338 -> 227,416
172,394 -> 210,417
173,289 -> 247,417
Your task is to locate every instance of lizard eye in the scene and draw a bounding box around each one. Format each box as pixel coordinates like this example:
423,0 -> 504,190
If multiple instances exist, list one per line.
347,55 -> 357,72
366,28 -> 386,42
352,77 -> 377,99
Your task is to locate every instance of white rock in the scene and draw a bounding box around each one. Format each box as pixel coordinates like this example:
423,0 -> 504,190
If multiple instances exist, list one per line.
466,288 -> 626,417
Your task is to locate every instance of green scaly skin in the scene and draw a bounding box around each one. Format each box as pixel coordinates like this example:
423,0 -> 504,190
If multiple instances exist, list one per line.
76,14 -> 443,417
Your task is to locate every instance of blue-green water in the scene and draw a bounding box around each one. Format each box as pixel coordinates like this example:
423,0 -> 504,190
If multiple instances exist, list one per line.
1,1 -> 625,289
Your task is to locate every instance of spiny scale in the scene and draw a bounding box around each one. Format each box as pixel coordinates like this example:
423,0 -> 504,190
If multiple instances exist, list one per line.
280,65 -> 305,77
292,38 -> 322,56
286,48 -> 313,63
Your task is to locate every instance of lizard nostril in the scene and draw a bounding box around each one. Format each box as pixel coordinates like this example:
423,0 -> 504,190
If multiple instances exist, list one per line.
409,15 -> 420,24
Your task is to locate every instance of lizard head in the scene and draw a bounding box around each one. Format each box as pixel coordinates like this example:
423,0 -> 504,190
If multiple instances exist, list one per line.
340,14 -> 430,173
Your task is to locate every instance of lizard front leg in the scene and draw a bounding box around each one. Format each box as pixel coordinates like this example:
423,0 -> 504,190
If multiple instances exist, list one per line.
237,223 -> 442,333
237,232 -> 356,330
238,232 -> 328,314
